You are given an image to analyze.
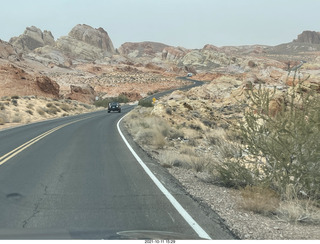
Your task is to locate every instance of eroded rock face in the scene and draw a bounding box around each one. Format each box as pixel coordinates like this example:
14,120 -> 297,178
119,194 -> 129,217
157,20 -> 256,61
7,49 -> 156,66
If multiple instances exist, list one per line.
35,76 -> 60,98
66,84 -> 96,104
162,46 -> 189,61
9,26 -> 55,53
0,40 -> 18,60
69,24 -> 115,52
0,64 -> 60,98
56,24 -> 115,60
118,42 -> 169,58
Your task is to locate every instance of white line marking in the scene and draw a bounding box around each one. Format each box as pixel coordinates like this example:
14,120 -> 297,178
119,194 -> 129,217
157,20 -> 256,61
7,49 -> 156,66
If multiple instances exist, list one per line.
117,114 -> 211,240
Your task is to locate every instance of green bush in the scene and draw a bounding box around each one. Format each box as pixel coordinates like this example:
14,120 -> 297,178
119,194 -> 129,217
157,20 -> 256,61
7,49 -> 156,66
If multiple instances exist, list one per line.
94,95 -> 129,108
222,72 -> 320,200
212,69 -> 320,202
138,99 -> 154,107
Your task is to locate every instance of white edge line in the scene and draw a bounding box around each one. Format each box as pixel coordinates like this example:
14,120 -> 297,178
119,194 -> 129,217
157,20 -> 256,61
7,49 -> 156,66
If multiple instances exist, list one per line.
117,113 -> 211,240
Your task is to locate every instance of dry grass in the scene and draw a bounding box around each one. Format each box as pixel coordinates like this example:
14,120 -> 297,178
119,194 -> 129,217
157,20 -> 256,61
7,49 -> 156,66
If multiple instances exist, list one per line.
239,185 -> 280,215
275,186 -> 320,224
124,107 -> 180,149
158,149 -> 212,172
277,200 -> 320,224
0,96 -> 98,129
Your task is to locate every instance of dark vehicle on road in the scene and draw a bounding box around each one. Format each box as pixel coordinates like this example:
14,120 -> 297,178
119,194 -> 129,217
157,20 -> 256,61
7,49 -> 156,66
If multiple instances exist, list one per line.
108,102 -> 121,113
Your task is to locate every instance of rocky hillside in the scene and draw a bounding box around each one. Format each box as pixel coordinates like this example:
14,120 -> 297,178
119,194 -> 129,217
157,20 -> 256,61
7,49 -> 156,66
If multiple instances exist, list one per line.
2,25 -> 320,107
9,24 -> 116,66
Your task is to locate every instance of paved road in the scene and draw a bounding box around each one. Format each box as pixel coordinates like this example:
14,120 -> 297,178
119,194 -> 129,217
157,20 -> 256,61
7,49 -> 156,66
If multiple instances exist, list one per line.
0,80 -> 236,240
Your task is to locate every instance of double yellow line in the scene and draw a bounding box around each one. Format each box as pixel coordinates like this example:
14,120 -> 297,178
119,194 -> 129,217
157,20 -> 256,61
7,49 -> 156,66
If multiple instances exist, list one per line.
0,117 -> 91,166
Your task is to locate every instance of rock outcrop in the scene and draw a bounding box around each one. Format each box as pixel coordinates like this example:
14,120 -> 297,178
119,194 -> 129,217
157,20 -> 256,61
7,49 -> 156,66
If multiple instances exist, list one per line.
9,26 -> 55,53
118,41 -> 169,58
66,84 -> 96,104
0,64 -> 60,98
0,40 -> 18,60
56,24 -> 115,60
35,76 -> 60,98
294,30 -> 320,44
162,46 -> 189,61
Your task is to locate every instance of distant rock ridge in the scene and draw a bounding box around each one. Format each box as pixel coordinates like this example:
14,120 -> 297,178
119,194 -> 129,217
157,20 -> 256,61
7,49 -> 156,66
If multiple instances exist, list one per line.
118,41 -> 169,58
9,24 -> 116,63
294,30 -> 320,44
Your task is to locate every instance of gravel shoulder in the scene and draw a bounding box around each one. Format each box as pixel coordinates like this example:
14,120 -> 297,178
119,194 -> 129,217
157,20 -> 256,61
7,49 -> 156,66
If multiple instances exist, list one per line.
167,167 -> 320,240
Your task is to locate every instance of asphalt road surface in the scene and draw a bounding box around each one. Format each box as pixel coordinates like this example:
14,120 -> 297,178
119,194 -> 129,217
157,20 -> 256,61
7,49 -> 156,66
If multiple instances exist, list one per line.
0,80 -> 237,240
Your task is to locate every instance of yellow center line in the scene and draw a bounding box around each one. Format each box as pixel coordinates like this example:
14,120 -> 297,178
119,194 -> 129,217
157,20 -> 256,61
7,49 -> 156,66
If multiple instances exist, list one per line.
0,116 -> 93,166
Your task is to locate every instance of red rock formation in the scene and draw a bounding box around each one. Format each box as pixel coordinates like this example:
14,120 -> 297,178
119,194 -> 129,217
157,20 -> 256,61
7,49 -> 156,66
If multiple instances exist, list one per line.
119,91 -> 142,101
0,63 -> 60,98
66,84 -> 96,104
35,76 -> 60,98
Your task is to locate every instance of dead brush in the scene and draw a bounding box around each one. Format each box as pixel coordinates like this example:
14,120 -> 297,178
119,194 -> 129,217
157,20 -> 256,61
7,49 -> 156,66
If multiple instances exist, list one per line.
239,185 -> 280,215
275,185 -> 320,224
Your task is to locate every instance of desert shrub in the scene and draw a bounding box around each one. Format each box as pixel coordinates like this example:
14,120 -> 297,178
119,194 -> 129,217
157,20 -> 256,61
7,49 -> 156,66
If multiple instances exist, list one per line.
138,99 -> 154,107
135,128 -> 166,149
46,105 -> 61,115
276,185 -> 320,224
26,110 -> 33,115
158,150 -> 209,171
94,95 -> 129,108
214,158 -> 254,188
117,94 -> 130,103
0,103 -> 5,111
166,107 -> 172,115
37,108 -> 45,116
215,71 -> 320,200
46,103 -> 54,108
59,103 -> 72,112
80,103 -> 92,109
26,104 -> 34,109
239,185 -> 280,215
11,95 -> 19,99
12,114 -> 22,123
0,112 -> 8,125
11,99 -> 18,106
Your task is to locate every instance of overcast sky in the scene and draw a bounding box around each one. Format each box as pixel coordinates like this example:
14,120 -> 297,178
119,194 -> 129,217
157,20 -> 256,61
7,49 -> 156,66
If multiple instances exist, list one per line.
1,0 -> 320,49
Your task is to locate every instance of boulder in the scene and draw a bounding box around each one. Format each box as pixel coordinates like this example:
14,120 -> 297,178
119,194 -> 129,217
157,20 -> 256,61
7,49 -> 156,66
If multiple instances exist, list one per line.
66,84 -> 96,104
35,76 -> 60,97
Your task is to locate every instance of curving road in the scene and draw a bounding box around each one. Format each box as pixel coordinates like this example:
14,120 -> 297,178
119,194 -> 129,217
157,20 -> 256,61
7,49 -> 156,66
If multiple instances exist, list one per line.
0,79 -> 236,240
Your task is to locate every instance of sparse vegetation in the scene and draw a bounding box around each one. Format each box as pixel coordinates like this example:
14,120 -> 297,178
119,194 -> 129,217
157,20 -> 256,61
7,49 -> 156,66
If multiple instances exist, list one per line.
138,99 -> 154,107
239,185 -> 280,215
37,108 -> 45,116
0,112 -> 8,125
123,69 -> 320,226
0,96 -> 98,128
94,94 -> 129,108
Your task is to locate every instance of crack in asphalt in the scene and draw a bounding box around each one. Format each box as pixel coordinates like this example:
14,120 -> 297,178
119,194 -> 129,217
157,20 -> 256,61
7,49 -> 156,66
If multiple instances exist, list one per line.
22,184 -> 48,228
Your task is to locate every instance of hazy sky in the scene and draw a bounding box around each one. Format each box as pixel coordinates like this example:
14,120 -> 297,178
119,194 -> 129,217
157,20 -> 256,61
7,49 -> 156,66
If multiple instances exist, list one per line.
1,0 -> 320,49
